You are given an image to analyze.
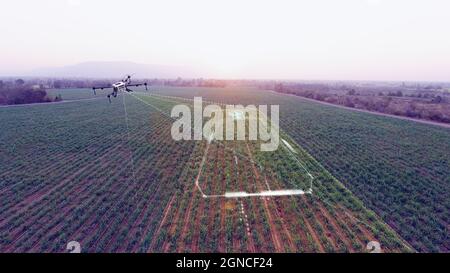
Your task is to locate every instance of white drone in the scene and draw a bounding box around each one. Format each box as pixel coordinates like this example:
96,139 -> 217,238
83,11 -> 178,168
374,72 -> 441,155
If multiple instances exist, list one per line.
92,75 -> 147,102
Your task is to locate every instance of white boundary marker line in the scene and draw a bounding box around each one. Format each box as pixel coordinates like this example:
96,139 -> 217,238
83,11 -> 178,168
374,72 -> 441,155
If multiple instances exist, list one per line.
281,139 -> 297,154
281,138 -> 314,192
131,92 -> 313,198
121,94 -> 139,201
239,201 -> 252,236
130,93 -> 173,118
225,190 -> 307,198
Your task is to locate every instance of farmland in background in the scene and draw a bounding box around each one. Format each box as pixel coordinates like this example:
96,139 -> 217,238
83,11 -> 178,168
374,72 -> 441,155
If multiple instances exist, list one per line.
0,88 -> 412,252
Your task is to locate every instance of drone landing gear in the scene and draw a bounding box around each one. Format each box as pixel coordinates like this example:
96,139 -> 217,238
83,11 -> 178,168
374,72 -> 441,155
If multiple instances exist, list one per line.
106,90 -> 119,103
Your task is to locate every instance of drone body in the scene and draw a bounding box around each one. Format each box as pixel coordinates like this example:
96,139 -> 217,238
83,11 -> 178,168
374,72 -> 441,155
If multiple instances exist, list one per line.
92,75 -> 148,102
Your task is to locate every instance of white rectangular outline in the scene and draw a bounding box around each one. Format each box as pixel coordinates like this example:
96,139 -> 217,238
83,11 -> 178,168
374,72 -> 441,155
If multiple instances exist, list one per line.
131,92 -> 314,198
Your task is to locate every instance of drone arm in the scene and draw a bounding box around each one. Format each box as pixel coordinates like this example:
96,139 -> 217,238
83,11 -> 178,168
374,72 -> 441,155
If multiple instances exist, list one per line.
127,82 -> 148,90
92,86 -> 113,95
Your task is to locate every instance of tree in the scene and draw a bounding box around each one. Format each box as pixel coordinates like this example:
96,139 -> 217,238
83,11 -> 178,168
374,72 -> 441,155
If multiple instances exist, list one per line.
432,96 -> 442,103
344,97 -> 355,108
347,89 -> 356,95
15,79 -> 25,85
53,80 -> 62,88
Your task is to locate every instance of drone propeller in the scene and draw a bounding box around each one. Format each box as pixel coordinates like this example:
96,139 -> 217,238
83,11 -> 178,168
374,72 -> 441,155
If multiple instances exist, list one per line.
122,73 -> 135,83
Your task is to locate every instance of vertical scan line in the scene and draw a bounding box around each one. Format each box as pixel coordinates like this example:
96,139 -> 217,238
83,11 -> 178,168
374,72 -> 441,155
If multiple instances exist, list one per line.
122,93 -> 138,200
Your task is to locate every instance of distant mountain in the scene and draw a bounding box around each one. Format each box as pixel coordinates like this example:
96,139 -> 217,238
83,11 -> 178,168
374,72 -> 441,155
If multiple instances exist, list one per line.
28,61 -> 202,79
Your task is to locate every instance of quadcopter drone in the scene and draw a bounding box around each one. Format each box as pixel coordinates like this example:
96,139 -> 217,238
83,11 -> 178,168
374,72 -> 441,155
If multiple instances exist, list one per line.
92,75 -> 148,102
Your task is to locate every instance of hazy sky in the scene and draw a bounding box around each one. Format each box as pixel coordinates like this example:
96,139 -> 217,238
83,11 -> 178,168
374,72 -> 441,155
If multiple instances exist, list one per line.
1,0 -> 449,81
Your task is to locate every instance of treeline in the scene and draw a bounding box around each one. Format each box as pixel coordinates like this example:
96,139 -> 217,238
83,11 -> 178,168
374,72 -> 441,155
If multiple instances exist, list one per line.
272,82 -> 450,124
2,76 -> 449,123
0,79 -> 61,105
32,78 -> 228,89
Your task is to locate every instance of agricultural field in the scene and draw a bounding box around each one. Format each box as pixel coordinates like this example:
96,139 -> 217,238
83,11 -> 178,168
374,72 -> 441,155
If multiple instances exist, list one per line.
146,86 -> 450,252
0,86 -> 412,252
0,86 -> 447,252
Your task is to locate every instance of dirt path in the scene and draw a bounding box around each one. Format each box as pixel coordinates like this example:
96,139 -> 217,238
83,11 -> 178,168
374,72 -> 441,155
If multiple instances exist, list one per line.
148,192 -> 177,250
